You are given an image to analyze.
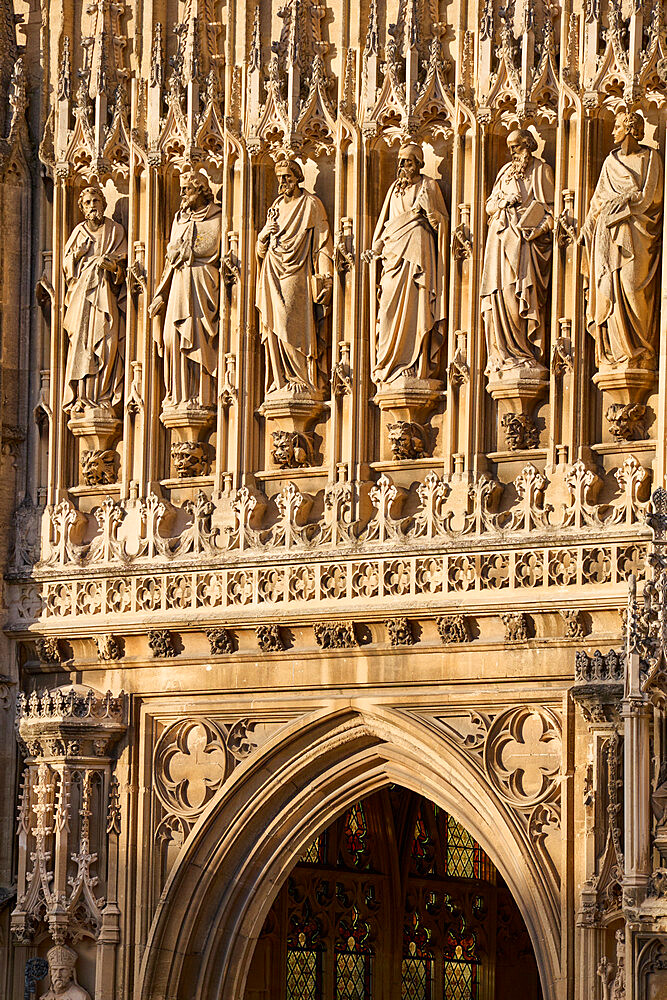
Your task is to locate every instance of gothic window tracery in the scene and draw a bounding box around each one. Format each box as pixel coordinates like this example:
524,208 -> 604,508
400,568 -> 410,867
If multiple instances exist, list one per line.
251,788 -> 541,1000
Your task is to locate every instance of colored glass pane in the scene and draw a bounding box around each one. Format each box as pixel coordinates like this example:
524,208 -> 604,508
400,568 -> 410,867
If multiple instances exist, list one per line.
402,956 -> 432,1000
443,960 -> 478,1000
445,817 -> 475,878
301,832 -> 326,864
411,807 -> 435,875
343,802 -> 369,867
336,952 -> 371,999
287,949 -> 321,1000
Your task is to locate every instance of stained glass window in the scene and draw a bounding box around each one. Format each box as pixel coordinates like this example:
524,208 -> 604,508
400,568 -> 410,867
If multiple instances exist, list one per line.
287,949 -> 321,1000
402,938 -> 433,1000
445,817 -> 475,878
411,806 -> 435,875
301,832 -> 326,864
341,802 -> 369,868
335,951 -> 371,999
443,959 -> 478,1000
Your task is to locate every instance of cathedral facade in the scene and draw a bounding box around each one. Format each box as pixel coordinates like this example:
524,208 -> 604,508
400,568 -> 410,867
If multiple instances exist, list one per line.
0,0 -> 667,998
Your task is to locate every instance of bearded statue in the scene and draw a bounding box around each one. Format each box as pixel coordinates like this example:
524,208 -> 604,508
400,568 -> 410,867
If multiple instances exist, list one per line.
42,945 -> 90,1000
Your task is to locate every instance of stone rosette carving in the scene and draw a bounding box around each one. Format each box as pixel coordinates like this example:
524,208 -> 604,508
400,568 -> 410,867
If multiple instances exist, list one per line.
314,621 -> 357,649
385,617 -> 414,646
437,614 -> 469,644
256,624 -> 285,652
148,629 -> 178,658
206,627 -> 235,655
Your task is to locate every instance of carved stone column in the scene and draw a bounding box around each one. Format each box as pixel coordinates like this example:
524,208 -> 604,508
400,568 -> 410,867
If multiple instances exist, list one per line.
11,685 -> 127,1000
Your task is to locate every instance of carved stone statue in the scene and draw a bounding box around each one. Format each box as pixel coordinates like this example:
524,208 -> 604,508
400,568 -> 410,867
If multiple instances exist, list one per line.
63,185 -> 127,414
256,156 -> 333,396
481,129 -> 554,374
578,111 -> 663,372
369,142 -> 448,385
42,944 -> 90,1000
150,169 -> 222,410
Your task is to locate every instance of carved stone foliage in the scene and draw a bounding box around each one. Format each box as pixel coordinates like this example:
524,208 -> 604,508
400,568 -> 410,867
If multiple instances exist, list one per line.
256,624 -> 285,652
502,612 -> 529,642
314,621 -> 357,649
206,627 -> 235,655
148,629 -> 178,658
95,633 -> 121,660
437,614 -> 469,644
385,617 -> 414,646
35,637 -> 63,664
560,608 -> 585,639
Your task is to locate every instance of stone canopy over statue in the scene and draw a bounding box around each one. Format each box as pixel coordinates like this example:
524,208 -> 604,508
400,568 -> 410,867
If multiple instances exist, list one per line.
481,129 -> 554,377
369,142 -> 448,387
42,944 -> 91,1000
256,156 -> 333,398
578,111 -> 663,374
150,169 -> 222,414
63,185 -> 127,416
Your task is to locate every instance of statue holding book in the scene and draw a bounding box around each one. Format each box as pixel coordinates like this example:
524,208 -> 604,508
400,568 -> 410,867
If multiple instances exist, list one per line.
481,129 -> 554,374
577,111 -> 663,372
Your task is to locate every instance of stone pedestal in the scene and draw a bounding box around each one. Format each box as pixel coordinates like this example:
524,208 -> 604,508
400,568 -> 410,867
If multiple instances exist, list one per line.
593,365 -> 655,442
374,377 -> 442,460
260,388 -> 325,469
486,366 -> 548,452
161,403 -> 216,478
68,406 -> 122,486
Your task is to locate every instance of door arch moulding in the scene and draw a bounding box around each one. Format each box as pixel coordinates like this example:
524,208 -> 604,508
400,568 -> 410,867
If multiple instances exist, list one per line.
137,704 -> 562,1000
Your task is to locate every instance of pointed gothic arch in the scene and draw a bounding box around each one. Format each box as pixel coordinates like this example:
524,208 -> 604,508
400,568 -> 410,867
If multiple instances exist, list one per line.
137,705 -> 562,1000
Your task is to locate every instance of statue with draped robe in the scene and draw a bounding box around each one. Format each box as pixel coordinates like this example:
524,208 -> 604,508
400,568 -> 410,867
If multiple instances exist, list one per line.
150,169 -> 221,409
481,129 -> 554,375
63,185 -> 127,414
577,111 -> 663,371
368,142 -> 448,385
256,157 -> 333,396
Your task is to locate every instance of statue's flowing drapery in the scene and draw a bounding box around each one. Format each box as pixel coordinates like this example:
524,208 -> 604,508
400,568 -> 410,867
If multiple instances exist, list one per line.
579,145 -> 663,369
372,177 -> 448,384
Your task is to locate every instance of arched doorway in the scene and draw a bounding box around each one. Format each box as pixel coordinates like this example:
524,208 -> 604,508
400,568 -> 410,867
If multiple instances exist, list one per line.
244,787 -> 542,1000
138,707 -> 559,1000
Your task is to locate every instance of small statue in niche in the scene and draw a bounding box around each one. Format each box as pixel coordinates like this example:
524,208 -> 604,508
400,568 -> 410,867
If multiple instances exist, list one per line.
256,156 -> 333,397
42,944 -> 91,1000
577,111 -> 663,373
368,142 -> 448,385
62,185 -> 127,414
481,129 -> 554,374
150,169 -> 222,410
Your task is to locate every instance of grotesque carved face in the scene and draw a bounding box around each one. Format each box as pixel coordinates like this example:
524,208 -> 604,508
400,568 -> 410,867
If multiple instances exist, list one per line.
276,165 -> 300,199
80,190 -> 105,229
51,963 -> 74,993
